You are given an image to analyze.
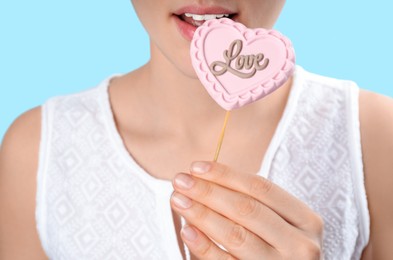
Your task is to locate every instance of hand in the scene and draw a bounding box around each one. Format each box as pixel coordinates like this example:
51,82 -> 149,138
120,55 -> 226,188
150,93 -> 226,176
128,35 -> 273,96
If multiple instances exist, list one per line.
170,161 -> 324,260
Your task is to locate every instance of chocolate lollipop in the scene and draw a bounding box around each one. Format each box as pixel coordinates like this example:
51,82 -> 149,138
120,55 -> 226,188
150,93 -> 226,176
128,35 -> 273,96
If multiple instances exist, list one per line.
190,18 -> 295,160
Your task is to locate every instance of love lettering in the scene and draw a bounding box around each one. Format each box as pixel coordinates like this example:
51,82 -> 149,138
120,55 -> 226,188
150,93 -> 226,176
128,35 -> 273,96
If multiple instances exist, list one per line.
209,40 -> 269,79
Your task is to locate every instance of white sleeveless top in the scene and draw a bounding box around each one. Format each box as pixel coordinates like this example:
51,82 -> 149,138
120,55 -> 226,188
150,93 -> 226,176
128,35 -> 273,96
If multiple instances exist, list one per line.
36,66 -> 370,260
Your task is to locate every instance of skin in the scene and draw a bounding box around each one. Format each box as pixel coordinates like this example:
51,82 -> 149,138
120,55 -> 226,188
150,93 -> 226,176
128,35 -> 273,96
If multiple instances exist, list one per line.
1,0 -> 393,259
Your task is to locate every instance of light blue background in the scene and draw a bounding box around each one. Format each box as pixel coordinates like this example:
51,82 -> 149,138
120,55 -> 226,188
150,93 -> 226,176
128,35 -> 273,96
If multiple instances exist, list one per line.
1,1 -> 392,141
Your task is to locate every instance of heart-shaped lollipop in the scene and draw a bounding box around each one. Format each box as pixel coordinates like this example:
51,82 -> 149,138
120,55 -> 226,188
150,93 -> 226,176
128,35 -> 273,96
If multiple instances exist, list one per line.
191,18 -> 295,110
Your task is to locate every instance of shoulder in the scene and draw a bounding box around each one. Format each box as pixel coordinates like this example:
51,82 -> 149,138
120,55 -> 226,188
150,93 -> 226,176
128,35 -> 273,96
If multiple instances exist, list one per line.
1,106 -> 41,171
359,90 -> 393,159
0,107 -> 48,258
359,90 -> 393,170
359,89 -> 393,131
358,90 -> 393,259
1,107 -> 41,166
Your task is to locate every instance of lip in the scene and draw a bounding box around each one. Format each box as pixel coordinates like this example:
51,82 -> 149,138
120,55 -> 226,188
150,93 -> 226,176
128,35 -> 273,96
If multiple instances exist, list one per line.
173,5 -> 237,42
173,15 -> 198,42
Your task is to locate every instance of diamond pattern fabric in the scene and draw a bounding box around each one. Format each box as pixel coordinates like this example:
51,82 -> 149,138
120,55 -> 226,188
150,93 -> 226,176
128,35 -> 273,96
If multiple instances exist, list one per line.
36,67 -> 369,259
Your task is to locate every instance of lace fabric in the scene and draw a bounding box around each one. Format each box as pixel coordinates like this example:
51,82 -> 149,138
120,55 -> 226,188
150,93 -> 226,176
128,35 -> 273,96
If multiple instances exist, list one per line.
35,66 -> 369,259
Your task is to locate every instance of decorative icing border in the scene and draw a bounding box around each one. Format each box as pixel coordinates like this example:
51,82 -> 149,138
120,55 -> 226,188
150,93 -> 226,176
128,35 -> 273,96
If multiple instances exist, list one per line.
190,18 -> 296,110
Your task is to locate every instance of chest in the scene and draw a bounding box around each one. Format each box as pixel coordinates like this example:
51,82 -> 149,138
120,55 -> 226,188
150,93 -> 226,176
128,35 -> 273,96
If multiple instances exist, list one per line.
37,79 -> 368,259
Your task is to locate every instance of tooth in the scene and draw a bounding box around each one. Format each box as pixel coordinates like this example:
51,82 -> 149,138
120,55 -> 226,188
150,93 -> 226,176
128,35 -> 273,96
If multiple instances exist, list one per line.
183,13 -> 231,21
193,20 -> 205,26
192,14 -> 205,21
204,14 -> 217,20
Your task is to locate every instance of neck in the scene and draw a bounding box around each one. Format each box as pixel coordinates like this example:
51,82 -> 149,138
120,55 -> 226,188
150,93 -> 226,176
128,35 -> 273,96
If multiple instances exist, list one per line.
118,44 -> 293,139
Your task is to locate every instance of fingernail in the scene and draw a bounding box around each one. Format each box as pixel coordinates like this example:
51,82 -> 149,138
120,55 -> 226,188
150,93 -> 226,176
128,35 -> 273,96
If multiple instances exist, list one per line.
181,225 -> 198,242
172,192 -> 192,209
174,174 -> 195,190
191,161 -> 211,174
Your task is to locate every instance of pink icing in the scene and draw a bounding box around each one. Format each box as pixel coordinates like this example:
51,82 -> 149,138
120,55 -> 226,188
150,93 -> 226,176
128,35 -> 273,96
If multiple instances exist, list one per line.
190,18 -> 296,110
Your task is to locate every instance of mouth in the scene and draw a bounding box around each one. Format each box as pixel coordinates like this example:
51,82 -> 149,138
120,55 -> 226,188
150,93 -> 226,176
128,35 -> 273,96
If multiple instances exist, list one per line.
177,13 -> 236,27
173,6 -> 237,41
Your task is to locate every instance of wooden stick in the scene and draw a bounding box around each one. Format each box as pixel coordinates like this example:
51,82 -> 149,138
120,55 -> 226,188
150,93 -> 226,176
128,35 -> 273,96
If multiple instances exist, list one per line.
213,110 -> 231,162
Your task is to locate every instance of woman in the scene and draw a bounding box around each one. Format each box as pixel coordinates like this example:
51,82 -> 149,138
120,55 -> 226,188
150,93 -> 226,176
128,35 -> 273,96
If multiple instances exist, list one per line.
1,0 -> 392,259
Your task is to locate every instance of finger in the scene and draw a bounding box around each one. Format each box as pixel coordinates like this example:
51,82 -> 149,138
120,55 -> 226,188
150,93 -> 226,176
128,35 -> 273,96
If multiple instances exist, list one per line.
171,192 -> 278,259
173,173 -> 300,250
190,161 -> 323,233
180,224 -> 234,260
